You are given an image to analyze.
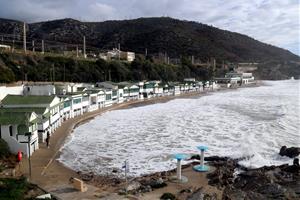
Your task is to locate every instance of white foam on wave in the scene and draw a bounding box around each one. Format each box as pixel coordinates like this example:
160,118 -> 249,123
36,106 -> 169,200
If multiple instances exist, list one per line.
58,80 -> 300,176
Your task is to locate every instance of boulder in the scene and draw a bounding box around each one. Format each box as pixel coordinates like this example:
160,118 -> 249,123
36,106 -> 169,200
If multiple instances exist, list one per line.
142,178 -> 167,189
126,181 -> 141,192
160,192 -> 176,200
279,146 -> 300,158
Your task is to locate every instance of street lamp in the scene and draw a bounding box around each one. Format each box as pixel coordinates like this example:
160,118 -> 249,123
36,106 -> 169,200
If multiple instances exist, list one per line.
24,132 -> 32,179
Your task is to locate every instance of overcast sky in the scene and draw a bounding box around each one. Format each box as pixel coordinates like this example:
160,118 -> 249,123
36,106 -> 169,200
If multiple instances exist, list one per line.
0,0 -> 299,55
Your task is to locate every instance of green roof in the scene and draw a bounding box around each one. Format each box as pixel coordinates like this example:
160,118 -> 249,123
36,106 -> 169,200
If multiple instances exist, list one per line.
0,107 -> 45,113
1,95 -> 56,105
0,109 -> 38,125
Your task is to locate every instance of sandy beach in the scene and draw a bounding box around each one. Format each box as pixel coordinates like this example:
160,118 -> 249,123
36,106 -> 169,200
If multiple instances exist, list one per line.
19,85 -> 261,199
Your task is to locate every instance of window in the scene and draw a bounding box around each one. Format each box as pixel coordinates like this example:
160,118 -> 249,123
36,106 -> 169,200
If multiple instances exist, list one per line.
106,94 -> 111,100
9,125 -> 13,137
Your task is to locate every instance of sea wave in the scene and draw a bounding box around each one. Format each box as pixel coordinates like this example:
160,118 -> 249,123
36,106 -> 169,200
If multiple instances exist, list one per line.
58,80 -> 300,176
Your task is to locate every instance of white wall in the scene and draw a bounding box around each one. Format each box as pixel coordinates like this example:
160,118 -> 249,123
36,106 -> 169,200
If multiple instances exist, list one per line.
0,125 -> 38,156
0,85 -> 23,101
24,85 -> 55,96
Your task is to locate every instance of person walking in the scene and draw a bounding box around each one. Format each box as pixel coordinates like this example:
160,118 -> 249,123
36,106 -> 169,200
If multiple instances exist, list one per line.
46,132 -> 50,148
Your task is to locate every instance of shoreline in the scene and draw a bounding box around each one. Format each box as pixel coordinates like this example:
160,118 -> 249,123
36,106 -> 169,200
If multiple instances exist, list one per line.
20,82 -> 264,199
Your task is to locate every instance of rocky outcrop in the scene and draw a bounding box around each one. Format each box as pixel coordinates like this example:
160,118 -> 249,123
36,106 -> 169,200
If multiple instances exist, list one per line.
279,146 -> 300,158
206,156 -> 300,200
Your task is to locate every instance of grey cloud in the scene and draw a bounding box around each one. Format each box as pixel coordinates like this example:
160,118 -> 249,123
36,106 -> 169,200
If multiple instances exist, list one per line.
0,0 -> 298,55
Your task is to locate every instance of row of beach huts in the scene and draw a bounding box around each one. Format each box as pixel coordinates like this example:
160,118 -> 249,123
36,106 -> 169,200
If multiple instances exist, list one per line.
0,72 -> 255,156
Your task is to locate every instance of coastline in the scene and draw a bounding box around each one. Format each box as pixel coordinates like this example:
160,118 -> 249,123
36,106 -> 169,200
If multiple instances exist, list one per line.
20,82 -> 263,199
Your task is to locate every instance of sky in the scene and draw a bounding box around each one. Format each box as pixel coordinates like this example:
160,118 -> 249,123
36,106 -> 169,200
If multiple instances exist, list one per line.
0,0 -> 299,55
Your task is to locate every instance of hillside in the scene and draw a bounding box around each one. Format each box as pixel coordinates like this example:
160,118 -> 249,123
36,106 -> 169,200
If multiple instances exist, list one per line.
0,17 -> 299,62
0,17 -> 299,82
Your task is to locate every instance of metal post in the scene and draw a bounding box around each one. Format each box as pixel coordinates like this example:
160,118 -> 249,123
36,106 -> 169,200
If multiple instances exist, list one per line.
118,43 -> 120,60
23,22 -> 26,53
176,159 -> 182,180
25,133 -> 32,179
200,149 -> 204,168
32,40 -> 35,52
42,40 -> 44,54
76,45 -> 79,57
83,36 -> 86,58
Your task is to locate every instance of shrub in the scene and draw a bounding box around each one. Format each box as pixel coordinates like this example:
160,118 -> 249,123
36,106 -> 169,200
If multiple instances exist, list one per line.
0,139 -> 10,158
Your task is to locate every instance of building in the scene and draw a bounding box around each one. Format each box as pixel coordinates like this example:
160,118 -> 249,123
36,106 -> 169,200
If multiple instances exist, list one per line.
1,95 -> 61,143
0,109 -> 39,156
24,84 -> 56,96
118,82 -> 140,101
99,48 -> 135,62
96,82 -> 124,104
0,85 -> 23,101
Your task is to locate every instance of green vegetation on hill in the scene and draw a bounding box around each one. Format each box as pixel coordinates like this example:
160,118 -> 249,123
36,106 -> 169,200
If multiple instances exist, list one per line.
0,52 -> 219,83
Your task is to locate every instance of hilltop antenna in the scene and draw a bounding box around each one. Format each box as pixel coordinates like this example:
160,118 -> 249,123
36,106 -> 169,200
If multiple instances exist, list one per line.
23,22 -> 27,53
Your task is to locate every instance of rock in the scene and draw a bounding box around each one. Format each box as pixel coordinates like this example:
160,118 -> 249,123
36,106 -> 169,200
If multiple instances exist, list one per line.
143,178 -> 167,189
222,187 -> 247,200
279,146 -> 300,158
180,188 -> 193,194
256,183 -> 286,199
36,194 -> 52,199
118,189 -> 127,195
160,192 -> 176,200
205,156 -> 229,162
186,188 -> 204,200
126,181 -> 141,192
140,185 -> 152,193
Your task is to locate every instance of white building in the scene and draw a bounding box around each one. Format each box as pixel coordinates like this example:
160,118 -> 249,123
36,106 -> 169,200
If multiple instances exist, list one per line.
24,84 -> 56,96
1,95 -> 61,143
0,109 -> 39,156
0,85 -> 23,101
100,48 -> 135,62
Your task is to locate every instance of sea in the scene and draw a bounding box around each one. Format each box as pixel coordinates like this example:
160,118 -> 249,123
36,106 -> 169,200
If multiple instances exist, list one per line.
58,80 -> 300,177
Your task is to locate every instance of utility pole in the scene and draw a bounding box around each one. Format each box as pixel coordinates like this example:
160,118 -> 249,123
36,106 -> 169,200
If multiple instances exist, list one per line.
23,22 -> 27,53
164,52 -> 167,63
12,28 -> 15,52
108,69 -> 111,81
32,40 -> 35,52
118,43 -> 120,60
52,64 -> 55,82
191,55 -> 194,65
63,64 -> 66,82
41,40 -> 44,54
83,36 -> 86,58
76,45 -> 79,57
